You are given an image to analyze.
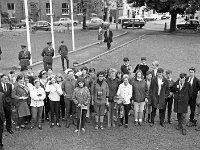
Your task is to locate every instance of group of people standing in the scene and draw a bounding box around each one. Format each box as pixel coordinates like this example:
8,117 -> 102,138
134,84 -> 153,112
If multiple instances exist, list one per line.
1,55 -> 200,150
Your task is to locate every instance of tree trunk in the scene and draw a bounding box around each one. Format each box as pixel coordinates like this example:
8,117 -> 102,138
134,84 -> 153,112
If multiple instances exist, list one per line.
170,12 -> 177,32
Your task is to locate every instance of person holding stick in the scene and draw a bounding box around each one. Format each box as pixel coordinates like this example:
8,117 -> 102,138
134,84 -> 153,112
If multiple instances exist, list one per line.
72,77 -> 90,133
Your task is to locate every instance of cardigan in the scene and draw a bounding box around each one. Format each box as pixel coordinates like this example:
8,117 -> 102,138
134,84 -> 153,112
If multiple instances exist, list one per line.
117,83 -> 132,104
45,83 -> 63,101
30,86 -> 46,107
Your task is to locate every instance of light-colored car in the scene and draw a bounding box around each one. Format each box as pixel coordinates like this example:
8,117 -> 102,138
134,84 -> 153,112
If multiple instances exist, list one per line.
144,14 -> 158,21
86,18 -> 110,29
53,18 -> 78,26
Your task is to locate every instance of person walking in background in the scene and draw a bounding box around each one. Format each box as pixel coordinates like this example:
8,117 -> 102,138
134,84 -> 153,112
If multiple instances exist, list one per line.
41,42 -> 54,71
58,41 -> 69,71
131,70 -> 148,126
149,68 -> 169,127
186,67 -> 200,127
92,71 -> 109,130
18,45 -> 31,72
45,75 -> 63,128
133,57 -> 149,79
0,74 -> 14,134
29,79 -> 46,130
117,74 -> 132,128
171,73 -> 191,135
62,70 -> 76,128
98,24 -> 104,44
106,68 -> 120,128
165,70 -> 175,124
104,26 -> 113,50
72,77 -> 90,132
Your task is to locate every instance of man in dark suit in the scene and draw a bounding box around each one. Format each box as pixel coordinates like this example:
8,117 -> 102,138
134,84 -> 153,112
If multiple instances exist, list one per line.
186,67 -> 200,127
41,42 -> 54,71
0,92 -> 5,150
104,26 -> 113,50
149,68 -> 169,127
0,74 -> 13,134
58,41 -> 69,71
121,57 -> 131,75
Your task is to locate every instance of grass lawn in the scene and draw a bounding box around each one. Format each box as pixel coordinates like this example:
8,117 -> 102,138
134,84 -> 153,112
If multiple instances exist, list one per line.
3,32 -> 200,150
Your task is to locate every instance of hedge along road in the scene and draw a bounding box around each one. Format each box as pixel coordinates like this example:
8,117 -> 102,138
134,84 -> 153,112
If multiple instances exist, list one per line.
31,29 -> 146,75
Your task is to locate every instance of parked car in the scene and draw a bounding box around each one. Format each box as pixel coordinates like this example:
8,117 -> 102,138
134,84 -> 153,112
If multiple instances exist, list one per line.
86,18 -> 110,29
114,16 -> 128,24
161,15 -> 170,20
144,15 -> 158,21
15,19 -> 35,28
53,18 -> 78,26
121,18 -> 145,29
32,21 -> 51,31
177,19 -> 200,30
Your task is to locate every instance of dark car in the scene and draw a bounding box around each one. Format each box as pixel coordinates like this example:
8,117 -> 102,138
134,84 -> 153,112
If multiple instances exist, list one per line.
15,19 -> 35,28
121,18 -> 145,29
32,21 -> 51,31
177,19 -> 200,30
161,15 -> 170,20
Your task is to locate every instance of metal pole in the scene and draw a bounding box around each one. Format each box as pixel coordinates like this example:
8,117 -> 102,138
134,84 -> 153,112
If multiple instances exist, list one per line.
70,0 -> 75,51
0,13 -> 1,28
24,0 -> 32,65
49,0 -> 55,55
116,0 -> 118,30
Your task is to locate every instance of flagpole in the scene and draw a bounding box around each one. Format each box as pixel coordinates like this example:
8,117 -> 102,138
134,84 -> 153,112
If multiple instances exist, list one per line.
24,0 -> 32,65
70,0 -> 75,51
49,0 -> 55,55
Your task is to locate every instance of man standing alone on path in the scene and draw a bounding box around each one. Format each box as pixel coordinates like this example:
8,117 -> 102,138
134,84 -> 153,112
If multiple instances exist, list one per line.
104,26 -> 113,50
18,45 -> 31,71
58,41 -> 69,71
41,42 -> 54,71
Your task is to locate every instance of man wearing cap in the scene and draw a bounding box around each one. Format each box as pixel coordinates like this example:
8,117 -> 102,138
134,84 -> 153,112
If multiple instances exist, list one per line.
149,68 -> 169,127
58,41 -> 69,71
186,67 -> 200,127
121,57 -> 131,75
18,45 -> 31,71
41,42 -> 54,71
171,73 -> 191,135
133,57 -> 149,78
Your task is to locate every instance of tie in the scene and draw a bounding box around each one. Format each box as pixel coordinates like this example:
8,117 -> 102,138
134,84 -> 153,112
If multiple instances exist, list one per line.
188,77 -> 192,85
4,83 -> 7,92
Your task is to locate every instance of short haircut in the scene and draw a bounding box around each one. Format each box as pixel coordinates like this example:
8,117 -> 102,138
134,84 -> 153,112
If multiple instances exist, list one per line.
122,74 -> 129,81
16,74 -> 24,81
152,61 -> 159,67
97,71 -> 105,77
189,67 -> 195,73
1,74 -> 8,79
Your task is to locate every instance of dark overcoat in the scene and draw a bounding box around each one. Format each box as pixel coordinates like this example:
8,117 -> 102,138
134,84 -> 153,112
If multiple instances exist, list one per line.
172,80 -> 192,113
149,77 -> 169,109
104,30 -> 113,43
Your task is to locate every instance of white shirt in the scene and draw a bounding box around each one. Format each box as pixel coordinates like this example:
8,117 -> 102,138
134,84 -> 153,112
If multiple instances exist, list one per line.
45,83 -> 63,101
1,82 -> 7,91
158,77 -> 163,96
117,83 -> 132,104
188,76 -> 194,85
30,86 -> 46,107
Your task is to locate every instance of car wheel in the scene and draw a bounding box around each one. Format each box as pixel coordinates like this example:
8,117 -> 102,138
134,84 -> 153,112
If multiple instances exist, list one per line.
140,25 -> 143,29
73,22 -> 77,26
58,23 -> 62,26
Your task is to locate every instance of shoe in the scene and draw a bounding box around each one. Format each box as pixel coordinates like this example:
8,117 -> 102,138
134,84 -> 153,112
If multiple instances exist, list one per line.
28,125 -> 34,129
56,123 -> 61,128
81,128 -> 85,132
15,126 -> 20,131
150,123 -> 154,127
46,118 -> 49,121
160,122 -> 165,128
99,126 -> 104,130
74,129 -> 79,133
95,125 -> 99,130
124,124 -> 128,128
134,121 -> 139,126
168,120 -> 172,124
182,129 -> 187,135
138,122 -> 142,126
38,125 -> 42,130
50,123 -> 54,128
7,130 -> 14,134
20,125 -> 26,129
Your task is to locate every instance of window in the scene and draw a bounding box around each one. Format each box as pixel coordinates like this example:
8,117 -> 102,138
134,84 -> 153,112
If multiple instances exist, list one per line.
7,3 -> 15,10
62,3 -> 70,15
46,3 -> 50,14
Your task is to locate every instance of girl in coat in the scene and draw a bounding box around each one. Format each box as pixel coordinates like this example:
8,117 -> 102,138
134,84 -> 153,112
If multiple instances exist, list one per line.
72,77 -> 90,132
171,73 -> 191,135
117,74 -> 132,128
45,75 -> 63,128
12,74 -> 30,130
30,79 -> 46,130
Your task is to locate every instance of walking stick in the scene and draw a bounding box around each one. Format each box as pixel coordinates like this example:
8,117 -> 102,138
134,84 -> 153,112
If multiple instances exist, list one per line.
78,107 -> 82,137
